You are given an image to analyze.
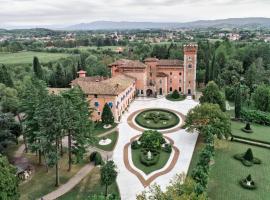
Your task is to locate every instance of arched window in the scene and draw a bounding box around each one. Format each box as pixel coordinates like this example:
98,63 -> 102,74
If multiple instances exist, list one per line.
188,64 -> 192,68
94,102 -> 99,107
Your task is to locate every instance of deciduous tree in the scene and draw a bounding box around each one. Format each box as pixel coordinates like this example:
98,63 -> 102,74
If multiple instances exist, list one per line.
0,155 -> 19,200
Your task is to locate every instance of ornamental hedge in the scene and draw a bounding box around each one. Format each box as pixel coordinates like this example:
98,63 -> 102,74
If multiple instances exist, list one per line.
234,148 -> 262,167
90,151 -> 103,166
240,109 -> 270,126
140,149 -> 160,166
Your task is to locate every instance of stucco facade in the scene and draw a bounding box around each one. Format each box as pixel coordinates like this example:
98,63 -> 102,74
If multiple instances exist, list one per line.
109,43 -> 198,97
71,43 -> 197,122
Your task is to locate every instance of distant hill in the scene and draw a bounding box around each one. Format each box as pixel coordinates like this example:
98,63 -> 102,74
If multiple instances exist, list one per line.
65,18 -> 270,30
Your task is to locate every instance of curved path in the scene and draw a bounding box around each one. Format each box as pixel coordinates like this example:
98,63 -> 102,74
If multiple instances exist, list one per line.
41,163 -> 95,200
14,144 -> 25,157
96,126 -> 118,138
42,134 -> 116,200
41,146 -> 113,200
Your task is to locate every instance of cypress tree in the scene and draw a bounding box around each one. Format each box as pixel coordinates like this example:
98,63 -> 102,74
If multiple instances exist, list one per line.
55,63 -> 66,88
33,56 -> 43,80
234,83 -> 241,119
101,103 -> 114,125
0,64 -> 14,87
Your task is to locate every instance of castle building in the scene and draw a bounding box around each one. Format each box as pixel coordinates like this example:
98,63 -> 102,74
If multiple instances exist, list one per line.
71,43 -> 198,122
109,43 -> 197,97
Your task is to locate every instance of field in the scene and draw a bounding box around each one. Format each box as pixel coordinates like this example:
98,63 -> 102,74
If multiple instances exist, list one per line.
0,51 -> 71,64
58,167 -> 119,200
231,120 -> 270,143
207,141 -> 270,200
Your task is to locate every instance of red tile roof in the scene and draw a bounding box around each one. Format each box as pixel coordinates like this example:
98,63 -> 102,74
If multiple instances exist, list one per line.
157,59 -> 183,67
71,74 -> 135,95
108,59 -> 147,68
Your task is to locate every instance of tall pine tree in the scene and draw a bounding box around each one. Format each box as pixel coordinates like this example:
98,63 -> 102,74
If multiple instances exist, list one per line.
55,63 -> 67,88
33,56 -> 43,80
62,87 -> 94,171
0,64 -> 14,87
234,83 -> 242,119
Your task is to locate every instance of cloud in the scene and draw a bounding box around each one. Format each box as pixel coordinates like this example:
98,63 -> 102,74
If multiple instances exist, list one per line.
0,0 -> 269,26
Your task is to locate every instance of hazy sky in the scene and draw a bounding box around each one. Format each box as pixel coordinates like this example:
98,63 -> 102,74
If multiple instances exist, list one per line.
1,0 -> 270,27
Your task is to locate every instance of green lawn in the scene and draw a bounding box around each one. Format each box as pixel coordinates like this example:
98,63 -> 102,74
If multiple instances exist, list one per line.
5,141 -> 22,161
93,123 -> 117,136
0,51 -> 70,64
58,167 -> 119,200
231,120 -> 270,143
187,136 -> 205,176
95,131 -> 118,151
208,141 -> 270,200
19,152 -> 87,200
135,109 -> 180,130
131,148 -> 171,174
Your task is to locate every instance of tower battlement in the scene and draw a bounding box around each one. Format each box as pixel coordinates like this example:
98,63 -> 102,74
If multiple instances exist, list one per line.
184,43 -> 198,53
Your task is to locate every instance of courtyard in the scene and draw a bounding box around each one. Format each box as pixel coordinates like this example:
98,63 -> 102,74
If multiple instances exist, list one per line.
113,96 -> 199,199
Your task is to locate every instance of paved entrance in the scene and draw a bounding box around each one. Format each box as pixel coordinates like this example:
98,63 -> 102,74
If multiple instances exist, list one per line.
113,97 -> 199,200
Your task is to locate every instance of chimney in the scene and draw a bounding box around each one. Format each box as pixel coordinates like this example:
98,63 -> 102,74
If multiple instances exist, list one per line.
77,70 -> 87,78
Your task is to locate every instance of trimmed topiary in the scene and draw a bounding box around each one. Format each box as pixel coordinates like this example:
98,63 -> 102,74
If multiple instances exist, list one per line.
241,122 -> 253,133
139,149 -> 160,166
234,148 -> 261,166
90,151 -> 103,166
171,90 -> 180,99
131,140 -> 141,150
240,174 -> 257,190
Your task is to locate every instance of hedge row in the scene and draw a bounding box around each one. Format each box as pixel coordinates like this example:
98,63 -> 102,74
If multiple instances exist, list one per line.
240,109 -> 270,126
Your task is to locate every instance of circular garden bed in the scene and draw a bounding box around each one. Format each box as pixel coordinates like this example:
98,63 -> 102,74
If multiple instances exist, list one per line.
135,109 -> 180,130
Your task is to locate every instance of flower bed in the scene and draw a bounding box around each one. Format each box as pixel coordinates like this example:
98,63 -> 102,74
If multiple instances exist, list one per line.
135,109 -> 180,130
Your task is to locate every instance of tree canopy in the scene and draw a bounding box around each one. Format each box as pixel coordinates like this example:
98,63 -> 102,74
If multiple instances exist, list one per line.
0,154 -> 19,200
199,81 -> 226,112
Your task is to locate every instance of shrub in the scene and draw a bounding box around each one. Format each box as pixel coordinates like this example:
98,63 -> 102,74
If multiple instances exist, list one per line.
225,86 -> 235,101
234,148 -> 261,166
240,174 -> 257,190
240,109 -> 270,126
241,122 -> 253,133
131,140 -> 140,150
139,130 -> 165,150
140,149 -> 160,166
162,143 -> 172,153
90,151 -> 103,166
171,90 -> 180,99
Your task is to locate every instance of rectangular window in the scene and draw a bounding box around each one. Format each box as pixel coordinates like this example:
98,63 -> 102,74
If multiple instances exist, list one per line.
170,87 -> 172,92
179,87 -> 181,92
94,94 -> 98,98
141,90 -> 144,94
98,111 -> 101,115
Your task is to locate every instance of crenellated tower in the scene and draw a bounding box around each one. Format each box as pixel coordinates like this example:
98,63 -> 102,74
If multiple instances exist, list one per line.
183,43 -> 198,95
